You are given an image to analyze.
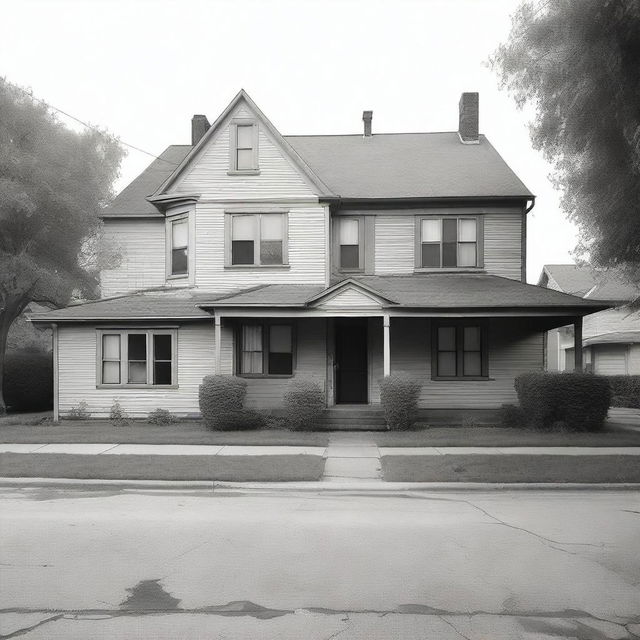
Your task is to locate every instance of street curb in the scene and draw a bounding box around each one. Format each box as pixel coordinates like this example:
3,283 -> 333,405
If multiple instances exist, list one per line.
1,477 -> 640,492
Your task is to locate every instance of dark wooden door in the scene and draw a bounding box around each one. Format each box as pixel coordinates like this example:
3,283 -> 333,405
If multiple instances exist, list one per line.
335,320 -> 368,404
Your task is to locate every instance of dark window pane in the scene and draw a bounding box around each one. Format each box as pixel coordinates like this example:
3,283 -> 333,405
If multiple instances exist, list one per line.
172,248 -> 188,275
438,352 -> 457,377
154,362 -> 172,385
268,352 -> 293,375
128,334 -> 146,360
463,352 -> 482,376
260,240 -> 283,265
442,242 -> 457,267
154,334 -> 172,361
340,245 -> 359,269
443,218 -> 457,243
269,325 -> 292,353
421,243 -> 440,267
463,327 -> 481,351
232,240 -> 254,265
438,327 -> 456,351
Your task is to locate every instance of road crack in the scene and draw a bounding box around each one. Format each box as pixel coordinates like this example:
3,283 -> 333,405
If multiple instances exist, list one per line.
0,614 -> 64,639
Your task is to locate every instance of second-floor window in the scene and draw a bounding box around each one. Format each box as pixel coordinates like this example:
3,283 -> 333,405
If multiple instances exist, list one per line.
231,213 -> 286,266
420,217 -> 478,268
338,217 -> 363,271
170,217 -> 189,276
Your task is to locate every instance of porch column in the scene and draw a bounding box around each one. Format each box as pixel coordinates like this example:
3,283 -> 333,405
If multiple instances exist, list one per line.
383,314 -> 391,377
214,315 -> 222,374
52,323 -> 59,422
574,317 -> 583,371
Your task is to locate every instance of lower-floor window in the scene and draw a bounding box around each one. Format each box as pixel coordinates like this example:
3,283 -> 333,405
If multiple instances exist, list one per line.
432,323 -> 488,379
98,329 -> 176,386
238,322 -> 293,376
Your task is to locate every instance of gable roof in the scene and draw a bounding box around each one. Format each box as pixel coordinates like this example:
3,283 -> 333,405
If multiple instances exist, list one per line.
101,93 -> 534,218
286,133 -> 532,200
539,264 -> 639,302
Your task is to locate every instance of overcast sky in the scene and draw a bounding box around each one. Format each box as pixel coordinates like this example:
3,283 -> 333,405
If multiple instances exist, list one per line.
1,0 -> 579,282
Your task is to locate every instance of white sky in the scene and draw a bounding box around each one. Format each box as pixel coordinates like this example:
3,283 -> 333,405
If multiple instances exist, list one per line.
1,0 -> 579,282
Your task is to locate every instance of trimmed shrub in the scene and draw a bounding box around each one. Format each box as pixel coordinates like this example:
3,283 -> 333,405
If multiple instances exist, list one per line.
607,375 -> 640,408
3,348 -> 53,412
199,375 -> 260,430
380,373 -> 422,430
283,379 -> 325,431
109,400 -> 130,426
514,372 -> 611,432
498,403 -> 526,429
67,401 -> 91,420
147,408 -> 177,425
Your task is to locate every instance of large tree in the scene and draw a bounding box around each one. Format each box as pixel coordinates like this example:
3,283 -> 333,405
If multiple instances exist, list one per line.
0,79 -> 124,413
491,0 -> 640,288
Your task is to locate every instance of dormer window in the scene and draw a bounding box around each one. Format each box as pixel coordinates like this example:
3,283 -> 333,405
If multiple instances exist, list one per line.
170,218 -> 188,276
418,217 -> 480,269
229,120 -> 259,173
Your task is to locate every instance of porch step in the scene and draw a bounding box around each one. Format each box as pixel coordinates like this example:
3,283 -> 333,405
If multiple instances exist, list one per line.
317,409 -> 387,431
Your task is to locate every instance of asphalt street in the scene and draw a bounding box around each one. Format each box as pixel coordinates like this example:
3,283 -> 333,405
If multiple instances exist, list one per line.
1,485 -> 639,639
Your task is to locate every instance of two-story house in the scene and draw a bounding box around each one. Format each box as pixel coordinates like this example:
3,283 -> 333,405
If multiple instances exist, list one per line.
32,90 -> 606,421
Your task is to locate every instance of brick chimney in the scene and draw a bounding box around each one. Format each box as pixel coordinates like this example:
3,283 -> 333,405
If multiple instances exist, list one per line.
458,93 -> 479,144
362,110 -> 373,137
191,114 -> 210,146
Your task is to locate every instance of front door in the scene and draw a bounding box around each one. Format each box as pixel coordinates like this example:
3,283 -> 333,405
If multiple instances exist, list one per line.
335,319 -> 368,403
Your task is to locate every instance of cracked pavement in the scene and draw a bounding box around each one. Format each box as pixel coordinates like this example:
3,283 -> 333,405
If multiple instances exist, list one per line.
1,486 -> 639,638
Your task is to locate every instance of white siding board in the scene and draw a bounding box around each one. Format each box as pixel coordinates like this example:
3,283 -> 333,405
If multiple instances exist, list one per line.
374,216 -> 415,274
593,345 -> 628,375
483,214 -> 522,280
319,288 -> 383,309
100,219 -> 166,297
194,203 -> 326,290
58,323 -> 216,417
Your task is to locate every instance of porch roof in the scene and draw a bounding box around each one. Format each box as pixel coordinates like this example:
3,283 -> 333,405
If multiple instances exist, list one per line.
583,331 -> 640,346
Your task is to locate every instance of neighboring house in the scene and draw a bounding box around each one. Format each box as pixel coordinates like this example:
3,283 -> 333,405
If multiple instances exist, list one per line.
539,264 -> 640,374
31,90 -> 606,420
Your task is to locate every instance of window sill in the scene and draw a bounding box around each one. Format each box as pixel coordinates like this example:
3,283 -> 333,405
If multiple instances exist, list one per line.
236,374 -> 294,379
431,376 -> 493,382
224,264 -> 290,270
338,268 -> 365,274
227,169 -> 260,176
96,384 -> 179,389
167,273 -> 188,281
415,267 -> 485,274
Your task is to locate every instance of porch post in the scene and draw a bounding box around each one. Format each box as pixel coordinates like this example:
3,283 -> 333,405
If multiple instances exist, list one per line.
214,315 -> 222,374
383,314 -> 391,377
52,323 -> 59,422
574,316 -> 583,371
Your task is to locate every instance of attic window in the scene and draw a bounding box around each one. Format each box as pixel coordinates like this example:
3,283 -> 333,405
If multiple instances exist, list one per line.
229,120 -> 259,173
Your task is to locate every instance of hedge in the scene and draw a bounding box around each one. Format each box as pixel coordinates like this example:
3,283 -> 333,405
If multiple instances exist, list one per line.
3,348 -> 53,412
379,373 -> 422,430
198,375 -> 264,430
514,372 -> 611,432
607,375 -> 640,409
283,379 -> 325,431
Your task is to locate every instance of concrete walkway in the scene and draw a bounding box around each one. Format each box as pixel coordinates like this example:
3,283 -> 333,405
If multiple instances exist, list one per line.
322,433 -> 382,482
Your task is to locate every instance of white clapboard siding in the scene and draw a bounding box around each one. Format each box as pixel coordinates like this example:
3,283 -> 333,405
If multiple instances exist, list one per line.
584,308 -> 640,338
194,203 -> 327,290
172,104 -> 317,199
318,288 -> 383,309
593,345 -> 628,375
628,344 -> 640,374
483,214 -> 522,280
369,318 -> 543,408
243,318 -> 327,408
58,323 -> 217,418
374,216 -> 415,274
100,219 -> 166,297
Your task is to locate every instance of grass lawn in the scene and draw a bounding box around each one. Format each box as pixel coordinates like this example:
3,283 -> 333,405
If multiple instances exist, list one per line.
0,420 -> 330,446
0,452 -> 325,481
371,426 -> 640,447
381,453 -> 640,483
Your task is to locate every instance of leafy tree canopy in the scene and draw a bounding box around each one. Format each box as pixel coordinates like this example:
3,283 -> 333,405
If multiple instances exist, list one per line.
0,78 -> 124,411
491,0 -> 640,287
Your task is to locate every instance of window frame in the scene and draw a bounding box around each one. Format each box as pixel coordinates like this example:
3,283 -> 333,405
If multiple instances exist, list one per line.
235,321 -> 296,378
165,209 -> 194,282
96,329 -> 178,388
430,321 -> 489,381
228,118 -> 259,174
336,216 -> 365,272
415,215 -> 484,271
225,211 -> 289,268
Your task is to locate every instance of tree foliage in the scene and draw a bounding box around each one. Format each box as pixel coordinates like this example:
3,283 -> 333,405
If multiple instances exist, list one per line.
491,0 -> 640,286
0,78 -> 124,412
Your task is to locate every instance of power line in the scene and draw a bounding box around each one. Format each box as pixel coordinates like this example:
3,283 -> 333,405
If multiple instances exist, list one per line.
6,80 -> 180,167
